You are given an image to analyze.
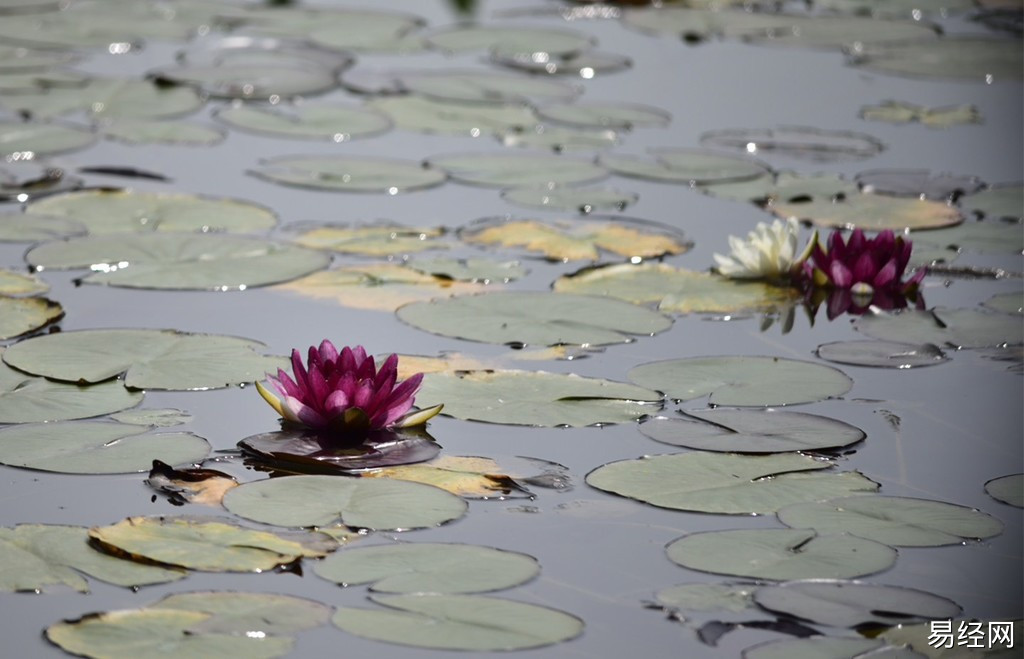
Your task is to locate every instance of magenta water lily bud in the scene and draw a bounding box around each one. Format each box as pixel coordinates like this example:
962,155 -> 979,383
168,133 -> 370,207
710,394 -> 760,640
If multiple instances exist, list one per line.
803,228 -> 925,295
256,342 -> 442,434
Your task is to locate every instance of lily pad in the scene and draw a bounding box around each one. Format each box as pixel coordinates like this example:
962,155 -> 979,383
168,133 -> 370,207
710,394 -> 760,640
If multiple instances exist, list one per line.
700,171 -> 858,205
251,155 -> 447,193
461,217 -> 689,262
912,219 -> 1024,254
407,257 -> 525,283
414,369 -> 661,427
333,593 -> 584,651
498,125 -> 618,152
982,292 -> 1023,315
110,408 -> 192,427
47,609 -> 293,659
0,121 -> 96,159
537,102 -> 670,130
0,420 -> 210,474
314,542 -> 539,594
628,356 -> 853,406
223,475 -> 467,530
852,37 -> 1023,82
0,295 -> 63,340
3,78 -> 203,120
639,408 -> 865,453
860,101 -> 983,128
815,340 -> 949,368
291,224 -> 446,256
153,61 -> 339,100
500,185 -> 638,214
26,189 -> 277,235
701,127 -> 884,162
0,524 -> 185,592
101,120 -> 225,146
778,496 -> 1003,547
27,233 -> 330,290
752,581 -> 961,628
426,152 -> 606,188
0,268 -> 47,296
400,70 -> 578,105
742,637 -> 899,659
239,7 -> 421,51
984,474 -> 1023,508
397,291 -> 672,347
853,308 -> 1023,348
359,455 -> 535,499
961,184 -> 1023,221
214,104 -> 391,141
238,427 -> 441,473
494,50 -> 631,77
855,170 -> 985,201
666,529 -> 896,580
655,583 -> 758,614
0,212 -> 85,242
773,192 -> 962,231
152,591 -> 333,635
88,516 -> 337,572
2,328 -> 285,389
554,263 -> 799,314
426,25 -> 594,57
600,149 -> 769,184
368,95 -> 536,136
585,452 -> 879,514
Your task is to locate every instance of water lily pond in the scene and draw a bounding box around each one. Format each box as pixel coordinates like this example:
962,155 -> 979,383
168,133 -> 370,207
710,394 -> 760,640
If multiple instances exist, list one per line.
1,0 -> 1022,657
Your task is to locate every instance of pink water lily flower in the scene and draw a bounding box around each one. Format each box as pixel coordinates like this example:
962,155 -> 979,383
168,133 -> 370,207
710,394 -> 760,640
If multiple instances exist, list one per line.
256,342 -> 442,434
803,228 -> 925,295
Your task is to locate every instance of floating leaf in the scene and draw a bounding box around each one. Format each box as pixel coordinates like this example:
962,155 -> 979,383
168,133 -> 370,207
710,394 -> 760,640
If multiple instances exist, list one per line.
0,295 -> 62,340
3,78 -> 202,120
214,104 -> 391,141
983,292 -> 1023,315
0,420 -> 210,474
815,340 -> 949,368
778,496 -> 1003,547
461,217 -> 689,261
912,219 -> 1024,254
315,542 -> 539,593
238,427 -> 441,474
27,233 -> 330,290
498,125 -> 617,152
251,155 -> 446,193
368,95 -> 536,136
860,100 -> 983,128
701,126 -> 884,162
426,152 -> 606,188
26,189 -> 277,235
400,70 -> 578,105
554,263 -> 798,314
852,37 -> 1023,81
639,409 -> 865,453
0,120 -> 95,159
500,185 -> 638,213
586,452 -> 878,514
101,120 -> 225,146
276,265 -> 485,312
752,581 -> 961,628
537,102 -> 670,130
493,50 -> 631,77
984,474 -> 1023,508
0,211 -> 85,242
223,475 -> 467,530
961,184 -> 1023,221
628,356 -> 853,406
666,529 -> 896,581
415,369 -> 661,427
407,257 -> 525,283
855,169 -> 985,201
881,619 -> 1023,658
3,328 -> 285,389
291,224 -> 446,256
426,25 -> 594,57
333,593 -> 583,651
700,171 -> 858,205
773,192 -> 961,231
111,408 -> 192,427
152,591 -> 332,635
154,60 -> 339,100
397,291 -> 672,347
600,149 -> 769,184
0,268 -> 47,296
854,308 -> 1023,348
0,524 -> 186,593
655,583 -> 758,614
238,6 -> 421,51
88,516 -> 338,572
147,461 -> 238,507
742,637 -> 896,659
359,455 -> 532,498
46,609 -> 294,659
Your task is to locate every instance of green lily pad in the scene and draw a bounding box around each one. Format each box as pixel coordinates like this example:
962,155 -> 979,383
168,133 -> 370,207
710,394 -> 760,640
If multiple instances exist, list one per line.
815,0 -> 975,16
426,152 -> 606,188
154,61 -> 339,100
0,212 -> 85,242
368,95 -> 537,136
407,257 -> 525,283
397,291 -> 672,347
554,263 -> 799,314
855,170 -> 984,201
110,408 -> 192,427
101,120 -> 225,146
0,420 -> 209,474
0,295 -> 63,340
152,591 -> 332,635
778,495 -> 1003,547
0,45 -> 77,72
461,217 -> 689,261
639,408 -> 865,453
853,308 -> 1023,348
742,637 -> 897,659
0,121 -> 96,159
500,185 -> 638,214
47,609 -> 293,659
333,593 -> 584,651
961,184 -> 1023,221
291,224 -> 446,256
215,104 -> 391,141
666,529 -> 896,581
537,102 -> 670,130
2,78 -> 203,120
912,219 -> 1024,254
401,70 -> 578,105
585,452 -> 878,514
222,475 -> 467,530
982,292 -> 1023,315
655,583 -> 758,614
985,474 -> 1023,508
2,328 -> 285,389
240,6 -> 421,51
251,155 -> 447,193
700,171 -> 859,205
415,369 -> 661,427
26,189 -> 277,235
0,70 -> 91,94
860,100 -> 983,128
0,268 -> 47,296
628,356 -> 853,406
773,192 -> 962,231
702,126 -> 884,162
498,125 -> 618,152
0,524 -> 185,592
425,25 -> 594,57
27,233 -> 330,290
853,37 -> 1023,82
600,149 -> 769,184
815,340 -> 949,368
493,49 -> 631,77
314,542 -> 539,593
88,515 -> 338,572
752,581 -> 961,628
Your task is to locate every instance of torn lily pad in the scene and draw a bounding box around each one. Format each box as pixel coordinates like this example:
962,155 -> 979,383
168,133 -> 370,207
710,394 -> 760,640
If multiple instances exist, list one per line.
654,583 -> 758,615
147,461 -> 238,506
0,295 -> 62,340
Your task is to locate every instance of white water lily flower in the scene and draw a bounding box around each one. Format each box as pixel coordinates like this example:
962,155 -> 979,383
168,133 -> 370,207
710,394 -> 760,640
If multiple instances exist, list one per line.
713,218 -> 806,281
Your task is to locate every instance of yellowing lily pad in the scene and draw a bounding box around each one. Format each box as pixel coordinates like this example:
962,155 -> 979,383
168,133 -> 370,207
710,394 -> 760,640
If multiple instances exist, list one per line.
460,217 -> 689,261
0,268 -> 47,296
860,100 -> 982,128
772,192 -> 962,231
0,295 -> 62,340
291,224 -> 447,256
359,455 -> 530,498
553,263 -> 799,314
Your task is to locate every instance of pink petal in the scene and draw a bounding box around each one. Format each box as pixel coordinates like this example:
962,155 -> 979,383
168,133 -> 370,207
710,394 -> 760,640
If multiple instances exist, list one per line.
285,397 -> 327,429
290,349 -> 308,390
829,261 -> 853,288
324,389 -> 351,417
872,259 -> 898,289
319,340 -> 339,365
847,229 -> 866,255
852,252 -> 878,283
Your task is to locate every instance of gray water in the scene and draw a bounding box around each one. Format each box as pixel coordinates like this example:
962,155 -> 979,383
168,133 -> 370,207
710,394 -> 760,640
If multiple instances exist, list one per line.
0,1 -> 1022,657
